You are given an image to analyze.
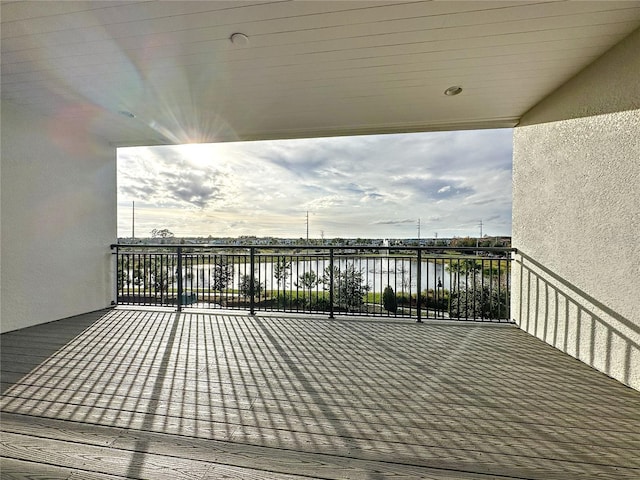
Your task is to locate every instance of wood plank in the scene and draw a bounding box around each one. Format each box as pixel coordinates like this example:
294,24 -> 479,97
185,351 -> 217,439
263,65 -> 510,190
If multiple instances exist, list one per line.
2,319 -> 634,401
1,431 -> 211,480
0,414 -> 545,480
112,429 -> 525,480
3,310 -> 640,480
0,457 -> 133,480
0,353 -> 631,395
5,385 -> 638,457
3,394 -> 639,474
0,457 -> 76,480
4,377 -> 640,444
0,413 -> 123,447
4,356 -> 638,415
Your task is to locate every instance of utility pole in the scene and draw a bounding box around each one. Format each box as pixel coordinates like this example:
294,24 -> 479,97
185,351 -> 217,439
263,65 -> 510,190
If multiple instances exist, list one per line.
477,220 -> 483,248
417,218 -> 421,241
306,211 -> 309,245
132,201 -> 135,242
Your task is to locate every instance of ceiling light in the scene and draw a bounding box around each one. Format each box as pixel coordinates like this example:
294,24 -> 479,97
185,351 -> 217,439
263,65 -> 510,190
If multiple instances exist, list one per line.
444,86 -> 463,96
229,32 -> 249,46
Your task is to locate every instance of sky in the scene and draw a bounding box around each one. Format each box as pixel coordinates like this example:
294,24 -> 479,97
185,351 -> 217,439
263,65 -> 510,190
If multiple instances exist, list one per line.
117,129 -> 513,239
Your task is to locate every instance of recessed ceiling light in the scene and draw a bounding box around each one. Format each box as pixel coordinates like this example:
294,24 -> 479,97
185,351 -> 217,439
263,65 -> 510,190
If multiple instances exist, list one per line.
118,110 -> 135,118
230,32 -> 249,46
444,86 -> 463,96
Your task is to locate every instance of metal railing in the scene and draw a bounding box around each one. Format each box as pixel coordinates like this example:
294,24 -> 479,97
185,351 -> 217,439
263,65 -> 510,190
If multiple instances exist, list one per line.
111,244 -> 514,322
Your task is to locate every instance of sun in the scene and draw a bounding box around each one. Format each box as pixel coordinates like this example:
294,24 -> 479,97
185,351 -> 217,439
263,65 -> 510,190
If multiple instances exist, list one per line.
180,142 -> 219,168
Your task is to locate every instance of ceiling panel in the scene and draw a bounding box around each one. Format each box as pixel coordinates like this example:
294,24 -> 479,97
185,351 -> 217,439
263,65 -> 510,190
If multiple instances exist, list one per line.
2,1 -> 639,146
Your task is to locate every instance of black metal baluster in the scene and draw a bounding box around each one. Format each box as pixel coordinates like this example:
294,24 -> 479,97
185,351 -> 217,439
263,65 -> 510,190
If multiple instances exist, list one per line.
416,249 -> 421,323
177,247 -> 183,312
329,248 -> 334,319
249,247 -> 256,315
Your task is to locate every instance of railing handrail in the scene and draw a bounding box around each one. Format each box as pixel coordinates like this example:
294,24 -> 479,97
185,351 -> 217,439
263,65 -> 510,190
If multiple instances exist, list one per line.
111,243 -> 515,254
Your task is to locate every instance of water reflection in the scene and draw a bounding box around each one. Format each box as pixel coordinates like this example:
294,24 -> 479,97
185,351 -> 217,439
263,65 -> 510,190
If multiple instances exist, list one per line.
181,258 -> 451,292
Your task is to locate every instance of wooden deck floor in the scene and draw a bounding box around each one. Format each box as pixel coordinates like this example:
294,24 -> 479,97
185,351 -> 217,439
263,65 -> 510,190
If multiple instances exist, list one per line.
1,309 -> 639,479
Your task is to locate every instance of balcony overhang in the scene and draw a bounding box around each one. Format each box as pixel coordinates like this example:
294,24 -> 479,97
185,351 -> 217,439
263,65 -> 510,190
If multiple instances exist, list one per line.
2,1 -> 639,146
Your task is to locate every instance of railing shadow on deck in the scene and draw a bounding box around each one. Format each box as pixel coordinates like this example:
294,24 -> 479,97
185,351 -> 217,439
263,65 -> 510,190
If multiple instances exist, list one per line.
1,310 -> 485,468
513,250 -> 639,390
0,309 -> 111,395
3,308 -> 640,478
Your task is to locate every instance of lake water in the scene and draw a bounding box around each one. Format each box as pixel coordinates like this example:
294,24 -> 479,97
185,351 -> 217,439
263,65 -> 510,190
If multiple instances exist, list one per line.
180,257 -> 453,293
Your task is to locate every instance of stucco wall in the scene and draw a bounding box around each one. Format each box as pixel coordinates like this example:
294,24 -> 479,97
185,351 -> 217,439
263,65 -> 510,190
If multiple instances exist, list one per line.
512,29 -> 640,390
1,102 -> 116,333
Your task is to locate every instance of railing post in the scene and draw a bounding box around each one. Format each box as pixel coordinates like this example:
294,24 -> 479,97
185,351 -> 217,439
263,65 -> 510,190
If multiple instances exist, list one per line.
113,245 -> 119,306
176,246 -> 183,312
507,251 -> 512,320
329,248 -> 335,319
416,249 -> 422,323
249,247 -> 256,315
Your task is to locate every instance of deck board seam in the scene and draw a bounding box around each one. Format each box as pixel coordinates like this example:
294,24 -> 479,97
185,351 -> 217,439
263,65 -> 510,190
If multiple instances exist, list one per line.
3,412 -> 640,474
0,428 -> 561,480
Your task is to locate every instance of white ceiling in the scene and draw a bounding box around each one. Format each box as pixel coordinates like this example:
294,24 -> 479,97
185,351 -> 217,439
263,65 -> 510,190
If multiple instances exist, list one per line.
2,1 -> 639,146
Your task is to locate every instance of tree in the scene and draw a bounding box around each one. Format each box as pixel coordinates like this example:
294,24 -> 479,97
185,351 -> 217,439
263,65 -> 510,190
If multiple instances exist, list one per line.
398,264 -> 411,291
118,255 -> 169,299
446,260 -> 509,320
146,257 -> 173,303
210,256 -> 234,291
295,270 -> 320,303
117,255 -> 131,289
239,274 -> 263,299
323,263 -> 370,312
450,236 -> 476,248
449,278 -> 510,320
151,228 -> 174,238
132,260 -> 144,286
273,258 -> 291,291
151,228 -> 175,244
382,286 -> 397,313
446,258 -> 481,291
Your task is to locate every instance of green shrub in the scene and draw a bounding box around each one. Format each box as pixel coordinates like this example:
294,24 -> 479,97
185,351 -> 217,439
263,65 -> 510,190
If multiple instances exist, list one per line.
449,281 -> 510,320
396,293 -> 411,306
382,286 -> 397,313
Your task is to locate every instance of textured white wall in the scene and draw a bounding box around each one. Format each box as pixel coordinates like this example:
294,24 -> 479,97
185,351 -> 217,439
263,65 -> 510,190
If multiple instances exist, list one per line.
1,102 -> 116,333
513,29 -> 640,390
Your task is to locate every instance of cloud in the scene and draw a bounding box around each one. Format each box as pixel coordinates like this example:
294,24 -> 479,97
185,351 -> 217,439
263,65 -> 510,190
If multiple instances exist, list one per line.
373,219 -> 415,225
261,141 -> 334,179
118,129 -> 513,238
392,175 -> 475,200
118,146 -> 230,209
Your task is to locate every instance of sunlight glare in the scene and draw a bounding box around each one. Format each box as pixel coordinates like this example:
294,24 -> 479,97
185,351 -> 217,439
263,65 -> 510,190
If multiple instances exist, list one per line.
180,142 -> 218,167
